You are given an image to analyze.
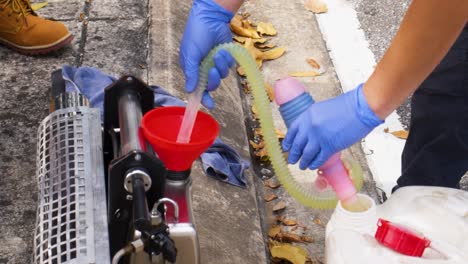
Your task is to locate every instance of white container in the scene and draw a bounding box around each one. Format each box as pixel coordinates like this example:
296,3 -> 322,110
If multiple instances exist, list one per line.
326,186 -> 468,264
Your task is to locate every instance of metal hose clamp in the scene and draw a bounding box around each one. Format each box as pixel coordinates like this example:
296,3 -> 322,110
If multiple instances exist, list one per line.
152,198 -> 179,224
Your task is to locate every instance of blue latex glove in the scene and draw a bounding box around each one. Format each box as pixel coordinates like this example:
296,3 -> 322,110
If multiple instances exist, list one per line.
282,84 -> 384,170
179,0 -> 236,109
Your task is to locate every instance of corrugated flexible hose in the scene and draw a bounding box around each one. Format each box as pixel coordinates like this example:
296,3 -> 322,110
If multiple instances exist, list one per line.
197,43 -> 363,208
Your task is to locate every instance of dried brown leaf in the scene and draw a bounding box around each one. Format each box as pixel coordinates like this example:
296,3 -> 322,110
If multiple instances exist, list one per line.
79,13 -> 85,22
256,43 -> 277,50
300,236 -> 314,243
265,83 -> 275,101
241,19 -> 250,29
251,105 -> 258,116
241,12 -> 251,19
247,20 -> 257,27
260,47 -> 287,60
231,14 -> 243,28
243,38 -> 263,59
254,128 -> 263,137
273,201 -> 286,212
257,22 -> 277,36
269,238 -> 281,247
276,129 -> 285,139
313,218 -> 325,227
249,139 -> 264,150
305,0 -> 328,14
233,35 -> 247,44
230,23 -> 261,38
241,79 -> 251,93
270,243 -> 309,264
277,232 -> 303,243
237,66 -> 246,76
241,19 -> 262,38
264,193 -> 278,202
275,215 -> 285,222
264,179 -> 281,189
255,148 -> 269,160
282,219 -> 298,226
390,130 -> 409,139
256,58 -> 263,68
269,225 -> 281,238
289,71 -> 321,77
31,1 -> 48,11
306,58 -> 321,69
252,38 -> 268,44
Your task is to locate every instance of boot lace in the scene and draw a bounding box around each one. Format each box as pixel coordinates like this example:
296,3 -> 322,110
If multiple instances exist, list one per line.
0,0 -> 33,25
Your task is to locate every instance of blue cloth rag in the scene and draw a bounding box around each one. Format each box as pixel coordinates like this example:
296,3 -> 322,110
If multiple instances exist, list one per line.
62,65 -> 248,187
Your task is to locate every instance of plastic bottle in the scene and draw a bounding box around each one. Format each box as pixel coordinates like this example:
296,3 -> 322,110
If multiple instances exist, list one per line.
274,77 -> 368,212
325,186 -> 468,264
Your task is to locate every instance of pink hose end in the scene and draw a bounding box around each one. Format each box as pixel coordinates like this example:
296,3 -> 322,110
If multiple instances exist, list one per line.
318,153 -> 357,201
274,77 -> 306,105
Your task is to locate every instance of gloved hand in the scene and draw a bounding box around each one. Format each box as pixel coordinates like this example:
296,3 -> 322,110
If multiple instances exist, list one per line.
179,0 -> 236,109
282,84 -> 384,170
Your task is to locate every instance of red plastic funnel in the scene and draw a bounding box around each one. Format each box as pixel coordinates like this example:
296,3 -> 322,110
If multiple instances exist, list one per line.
141,106 -> 219,171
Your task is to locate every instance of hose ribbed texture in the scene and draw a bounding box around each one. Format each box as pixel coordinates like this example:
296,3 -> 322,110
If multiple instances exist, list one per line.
198,43 -> 363,208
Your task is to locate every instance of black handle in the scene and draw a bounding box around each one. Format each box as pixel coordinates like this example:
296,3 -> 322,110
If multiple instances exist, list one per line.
132,176 -> 151,231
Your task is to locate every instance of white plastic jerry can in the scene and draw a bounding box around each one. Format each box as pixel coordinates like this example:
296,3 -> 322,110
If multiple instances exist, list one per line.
325,186 -> 468,264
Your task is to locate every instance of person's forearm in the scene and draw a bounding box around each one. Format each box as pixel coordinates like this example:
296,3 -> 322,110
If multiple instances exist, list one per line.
363,0 -> 468,119
214,0 -> 244,13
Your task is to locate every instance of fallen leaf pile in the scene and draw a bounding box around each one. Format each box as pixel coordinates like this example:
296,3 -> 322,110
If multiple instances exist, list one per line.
235,13 -> 321,163
262,178 -> 316,263
233,14 -> 284,161
234,9 -> 330,264
231,13 -> 287,73
249,127 -> 285,161
269,216 -> 314,244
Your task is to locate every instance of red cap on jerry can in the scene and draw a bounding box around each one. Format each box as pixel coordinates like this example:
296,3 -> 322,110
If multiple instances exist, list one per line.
375,218 -> 431,257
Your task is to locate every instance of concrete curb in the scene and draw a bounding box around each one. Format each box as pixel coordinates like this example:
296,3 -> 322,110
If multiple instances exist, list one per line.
149,1 -> 267,263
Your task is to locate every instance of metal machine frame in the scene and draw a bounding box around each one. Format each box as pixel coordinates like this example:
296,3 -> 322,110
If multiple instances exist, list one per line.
33,72 -> 200,264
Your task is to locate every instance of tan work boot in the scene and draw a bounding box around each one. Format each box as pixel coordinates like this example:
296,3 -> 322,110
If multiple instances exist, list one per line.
0,0 -> 73,55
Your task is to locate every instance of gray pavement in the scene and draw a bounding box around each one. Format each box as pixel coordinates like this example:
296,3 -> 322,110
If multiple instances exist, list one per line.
0,16 -> 80,264
353,0 -> 412,128
352,0 -> 468,189
0,1 -> 149,263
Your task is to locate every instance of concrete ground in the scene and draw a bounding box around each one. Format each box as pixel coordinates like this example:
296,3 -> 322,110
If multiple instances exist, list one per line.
352,0 -> 412,128
0,0 -> 465,264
